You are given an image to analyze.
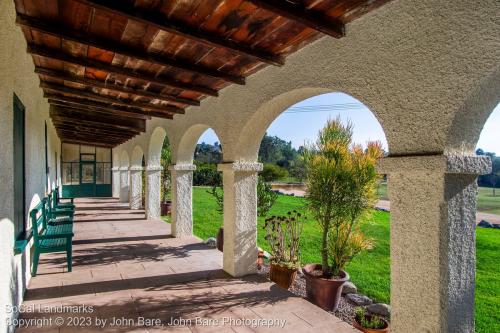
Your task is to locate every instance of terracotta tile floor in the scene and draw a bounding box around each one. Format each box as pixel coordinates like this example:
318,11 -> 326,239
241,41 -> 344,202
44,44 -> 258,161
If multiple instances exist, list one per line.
18,198 -> 359,333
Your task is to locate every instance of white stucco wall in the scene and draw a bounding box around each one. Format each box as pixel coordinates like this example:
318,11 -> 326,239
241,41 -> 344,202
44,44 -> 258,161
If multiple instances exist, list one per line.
0,1 -> 60,332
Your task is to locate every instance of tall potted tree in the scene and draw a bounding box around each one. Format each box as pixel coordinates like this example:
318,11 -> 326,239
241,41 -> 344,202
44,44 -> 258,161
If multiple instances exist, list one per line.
160,140 -> 172,216
302,118 -> 382,311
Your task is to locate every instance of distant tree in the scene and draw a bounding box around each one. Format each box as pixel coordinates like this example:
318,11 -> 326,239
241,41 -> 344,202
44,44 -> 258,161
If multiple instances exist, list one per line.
261,163 -> 289,182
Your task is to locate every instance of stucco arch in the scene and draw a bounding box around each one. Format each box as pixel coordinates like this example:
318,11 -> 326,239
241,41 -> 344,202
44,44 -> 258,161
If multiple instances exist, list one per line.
174,124 -> 224,164
119,150 -> 130,168
130,145 -> 144,167
445,66 -> 500,154
148,127 -> 168,167
234,88 -> 389,161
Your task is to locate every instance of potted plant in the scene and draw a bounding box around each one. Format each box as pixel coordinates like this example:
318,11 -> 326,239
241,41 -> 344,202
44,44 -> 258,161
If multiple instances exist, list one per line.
302,118 -> 382,311
263,211 -> 305,289
353,307 -> 389,333
160,140 -> 172,216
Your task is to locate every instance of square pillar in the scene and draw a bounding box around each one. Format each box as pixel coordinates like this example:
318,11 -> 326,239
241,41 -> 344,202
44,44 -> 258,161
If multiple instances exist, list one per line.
218,162 -> 263,277
112,167 -> 120,198
145,165 -> 162,219
168,164 -> 196,237
119,167 -> 130,203
129,166 -> 143,210
377,154 -> 491,333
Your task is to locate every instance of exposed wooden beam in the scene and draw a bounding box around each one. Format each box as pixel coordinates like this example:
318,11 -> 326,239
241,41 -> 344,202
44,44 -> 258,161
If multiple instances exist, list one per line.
56,128 -> 130,141
52,117 -> 141,135
61,139 -> 119,148
246,0 -> 345,38
46,96 -> 151,120
28,44 -> 218,96
50,106 -> 146,132
17,14 -> 245,85
57,134 -> 127,146
54,124 -> 136,139
36,67 -> 200,106
72,0 -> 284,66
40,81 -> 184,115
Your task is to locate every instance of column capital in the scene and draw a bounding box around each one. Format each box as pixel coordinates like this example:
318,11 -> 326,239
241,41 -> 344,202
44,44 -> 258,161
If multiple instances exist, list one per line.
145,165 -> 164,171
118,166 -> 129,171
111,167 -> 120,171
217,161 -> 263,172
377,154 -> 491,175
168,164 -> 196,171
129,166 -> 144,171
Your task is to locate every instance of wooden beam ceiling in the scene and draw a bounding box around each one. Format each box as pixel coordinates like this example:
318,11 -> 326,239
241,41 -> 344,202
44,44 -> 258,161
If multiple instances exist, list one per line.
35,67 -> 200,106
17,14 -> 245,85
40,81 -> 184,115
246,0 -> 345,38
28,44 -> 218,96
71,0 -> 285,66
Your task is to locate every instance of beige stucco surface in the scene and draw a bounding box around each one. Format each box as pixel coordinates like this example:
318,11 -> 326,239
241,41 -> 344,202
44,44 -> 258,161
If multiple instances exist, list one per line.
0,1 -> 61,332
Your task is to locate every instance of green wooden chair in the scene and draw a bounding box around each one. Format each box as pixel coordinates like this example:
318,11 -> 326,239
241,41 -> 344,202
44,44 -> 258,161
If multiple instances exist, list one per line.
30,198 -> 73,276
47,191 -> 74,223
54,186 -> 75,210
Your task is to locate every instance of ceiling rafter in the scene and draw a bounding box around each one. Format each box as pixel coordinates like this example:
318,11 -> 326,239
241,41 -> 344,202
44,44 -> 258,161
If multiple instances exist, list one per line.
36,67 -> 200,106
71,0 -> 285,66
17,14 -> 245,85
27,44 -> 219,96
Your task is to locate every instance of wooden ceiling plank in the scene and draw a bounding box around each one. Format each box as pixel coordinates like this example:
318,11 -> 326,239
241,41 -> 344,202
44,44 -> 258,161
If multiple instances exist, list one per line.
246,0 -> 345,38
40,81 -> 185,115
54,125 -> 136,139
28,44 -> 218,96
71,0 -> 284,66
17,14 -> 245,85
61,139 -> 118,148
36,66 -> 200,106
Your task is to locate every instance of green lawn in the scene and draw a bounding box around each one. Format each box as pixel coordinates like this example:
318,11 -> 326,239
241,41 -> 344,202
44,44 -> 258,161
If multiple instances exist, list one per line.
377,183 -> 500,215
178,186 -> 500,332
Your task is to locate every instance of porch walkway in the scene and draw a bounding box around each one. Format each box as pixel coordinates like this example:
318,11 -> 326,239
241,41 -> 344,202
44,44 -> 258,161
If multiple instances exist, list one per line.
19,198 -> 359,333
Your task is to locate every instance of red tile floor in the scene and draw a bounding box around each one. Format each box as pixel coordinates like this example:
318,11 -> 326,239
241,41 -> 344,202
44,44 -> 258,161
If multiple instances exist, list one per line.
17,198 -> 359,333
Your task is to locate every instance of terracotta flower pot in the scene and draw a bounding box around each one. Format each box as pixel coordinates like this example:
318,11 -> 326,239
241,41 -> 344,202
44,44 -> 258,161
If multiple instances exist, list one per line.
216,227 -> 224,252
302,263 -> 349,311
161,200 -> 172,216
269,263 -> 297,289
353,316 -> 389,333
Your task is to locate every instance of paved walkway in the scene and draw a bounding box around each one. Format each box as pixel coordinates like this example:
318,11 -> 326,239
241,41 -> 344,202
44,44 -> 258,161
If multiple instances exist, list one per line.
18,198 -> 359,333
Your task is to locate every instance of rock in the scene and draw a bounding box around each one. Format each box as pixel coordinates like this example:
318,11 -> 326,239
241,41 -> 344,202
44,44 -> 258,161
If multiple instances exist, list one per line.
478,220 -> 493,228
346,293 -> 372,306
366,303 -> 391,317
341,281 -> 357,295
204,237 -> 217,248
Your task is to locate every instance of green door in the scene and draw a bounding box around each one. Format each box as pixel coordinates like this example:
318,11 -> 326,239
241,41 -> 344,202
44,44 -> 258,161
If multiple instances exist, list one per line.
13,94 -> 26,238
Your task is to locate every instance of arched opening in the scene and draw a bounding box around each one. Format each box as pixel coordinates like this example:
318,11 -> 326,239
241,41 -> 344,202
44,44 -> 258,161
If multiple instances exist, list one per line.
474,102 -> 500,332
191,128 -> 223,241
248,91 -> 391,320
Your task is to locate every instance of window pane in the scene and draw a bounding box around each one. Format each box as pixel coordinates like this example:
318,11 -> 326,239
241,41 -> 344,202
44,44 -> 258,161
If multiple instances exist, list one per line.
96,147 -> 111,162
81,154 -> 95,161
62,143 -> 79,162
96,163 -> 104,184
81,145 -> 95,154
62,163 -> 72,185
71,163 -> 79,184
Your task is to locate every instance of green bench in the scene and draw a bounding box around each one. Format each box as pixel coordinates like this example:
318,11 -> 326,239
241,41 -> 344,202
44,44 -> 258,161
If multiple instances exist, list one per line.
47,190 -> 74,224
30,198 -> 74,276
54,186 -> 75,210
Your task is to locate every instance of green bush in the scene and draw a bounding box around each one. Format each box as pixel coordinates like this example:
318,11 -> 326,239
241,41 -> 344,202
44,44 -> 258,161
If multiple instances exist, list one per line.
261,163 -> 289,182
193,164 -> 221,186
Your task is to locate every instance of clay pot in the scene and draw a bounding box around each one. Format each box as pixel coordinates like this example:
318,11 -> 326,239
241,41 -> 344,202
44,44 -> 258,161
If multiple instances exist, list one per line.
160,201 -> 172,216
302,263 -> 349,311
270,263 -> 297,289
216,227 -> 224,252
353,316 -> 389,333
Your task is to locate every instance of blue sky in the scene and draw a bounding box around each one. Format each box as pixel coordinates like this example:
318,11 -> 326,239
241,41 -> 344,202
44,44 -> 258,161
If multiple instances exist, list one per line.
199,93 -> 500,155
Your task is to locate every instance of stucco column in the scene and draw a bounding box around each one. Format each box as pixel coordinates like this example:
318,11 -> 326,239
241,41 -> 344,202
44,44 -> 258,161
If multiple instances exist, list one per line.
377,154 -> 491,333
112,167 -> 120,198
145,165 -> 162,219
119,166 -> 130,203
217,162 -> 263,277
168,164 -> 196,237
129,166 -> 143,210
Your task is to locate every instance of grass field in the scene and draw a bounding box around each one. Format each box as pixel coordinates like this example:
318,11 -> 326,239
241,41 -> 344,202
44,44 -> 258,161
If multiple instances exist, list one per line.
171,186 -> 500,332
377,182 -> 500,215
